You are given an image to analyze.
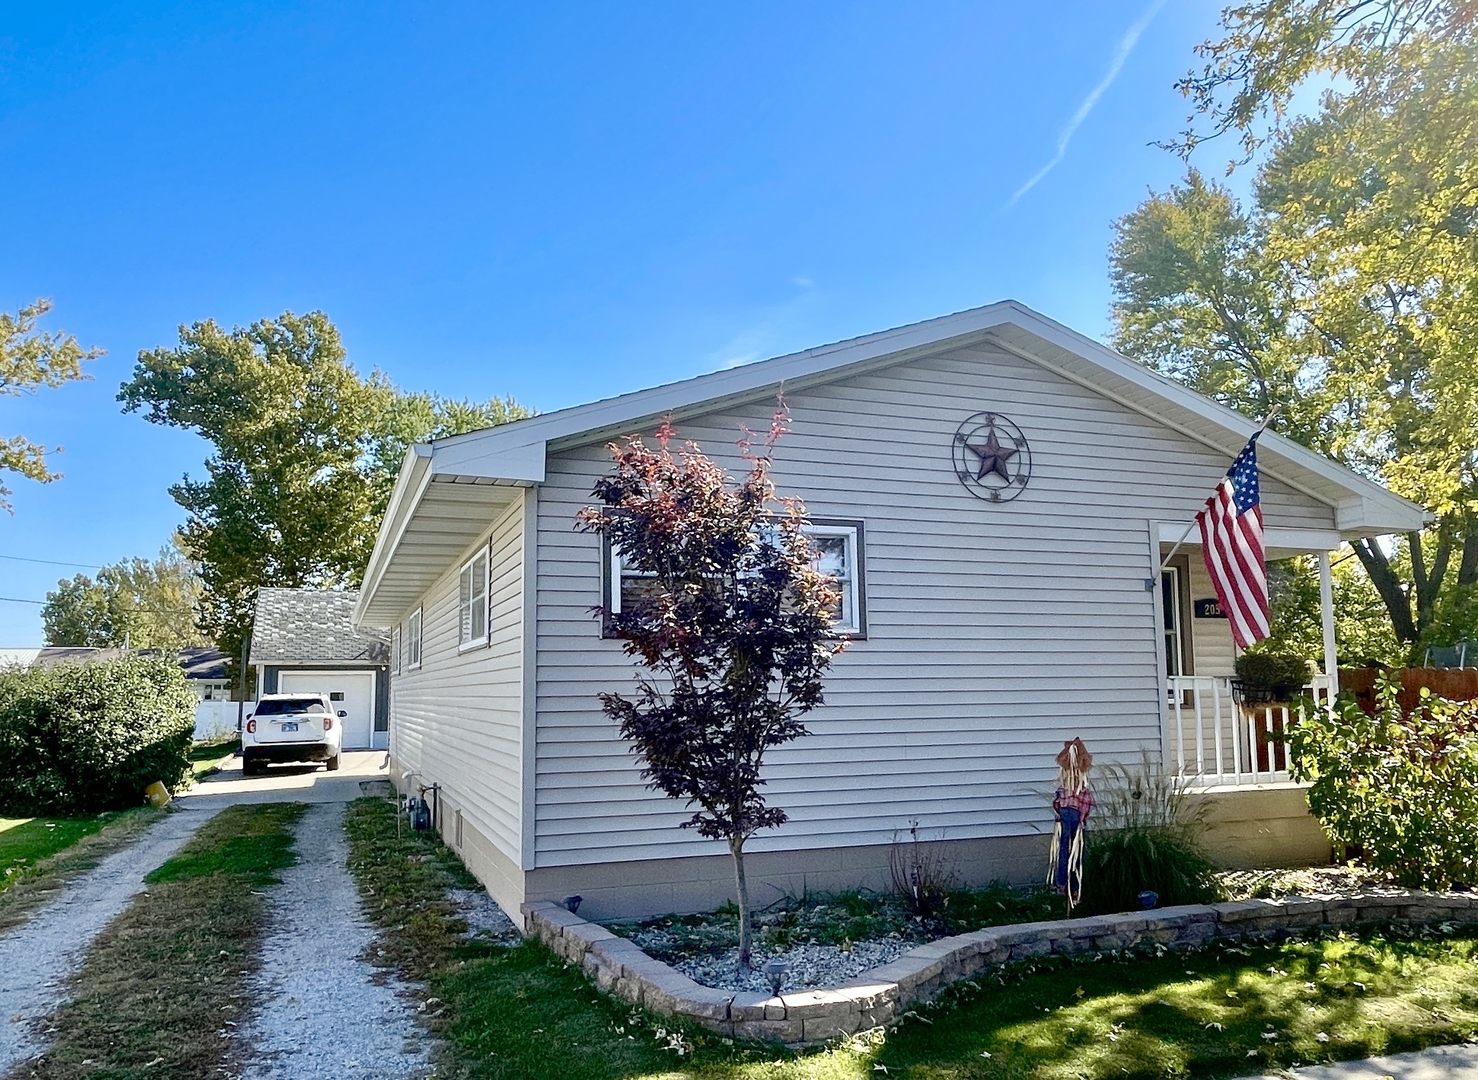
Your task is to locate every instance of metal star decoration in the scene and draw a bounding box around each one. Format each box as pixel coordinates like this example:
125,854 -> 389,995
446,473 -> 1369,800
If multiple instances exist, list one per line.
951,411 -> 1032,503
964,425 -> 1017,483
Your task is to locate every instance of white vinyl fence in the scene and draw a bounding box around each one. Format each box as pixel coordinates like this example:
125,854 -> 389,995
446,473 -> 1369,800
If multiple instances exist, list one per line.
193,700 -> 242,741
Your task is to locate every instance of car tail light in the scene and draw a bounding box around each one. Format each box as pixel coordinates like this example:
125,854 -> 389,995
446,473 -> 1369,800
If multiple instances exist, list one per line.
324,715 -> 333,730
246,718 -> 256,734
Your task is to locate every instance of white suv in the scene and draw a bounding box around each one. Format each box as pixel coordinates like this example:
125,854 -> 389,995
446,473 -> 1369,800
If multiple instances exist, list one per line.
242,693 -> 344,775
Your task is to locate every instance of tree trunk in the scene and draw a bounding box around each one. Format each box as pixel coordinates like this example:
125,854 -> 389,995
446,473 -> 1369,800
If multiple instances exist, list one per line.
1410,525 -> 1453,637
1458,514 -> 1478,589
729,834 -> 753,974
1352,536 -> 1417,644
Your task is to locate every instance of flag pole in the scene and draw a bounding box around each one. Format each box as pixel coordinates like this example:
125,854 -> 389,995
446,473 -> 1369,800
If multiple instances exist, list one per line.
1146,405 -> 1282,589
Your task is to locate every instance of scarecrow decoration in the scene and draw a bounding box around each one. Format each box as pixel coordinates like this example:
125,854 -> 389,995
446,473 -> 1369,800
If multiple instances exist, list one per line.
1048,737 -> 1094,913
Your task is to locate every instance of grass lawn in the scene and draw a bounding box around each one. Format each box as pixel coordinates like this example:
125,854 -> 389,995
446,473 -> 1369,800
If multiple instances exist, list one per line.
18,801 -> 307,1080
343,796 -> 1478,1080
186,736 -> 239,781
1,815 -> 111,887
0,808 -> 165,934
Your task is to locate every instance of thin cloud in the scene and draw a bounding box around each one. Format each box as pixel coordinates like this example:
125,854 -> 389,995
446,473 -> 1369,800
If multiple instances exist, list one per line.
1005,0 -> 1168,208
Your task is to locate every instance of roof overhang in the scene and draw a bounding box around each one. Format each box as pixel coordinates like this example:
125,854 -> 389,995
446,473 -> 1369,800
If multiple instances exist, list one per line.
355,444 -> 527,626
354,301 -> 1431,628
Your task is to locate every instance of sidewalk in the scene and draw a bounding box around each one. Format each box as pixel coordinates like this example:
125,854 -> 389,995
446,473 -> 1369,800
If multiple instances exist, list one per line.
1263,1044 -> 1478,1080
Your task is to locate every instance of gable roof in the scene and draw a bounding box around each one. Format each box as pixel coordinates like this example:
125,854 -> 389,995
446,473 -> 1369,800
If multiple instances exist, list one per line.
0,647 -> 124,669
355,300 -> 1432,625
251,588 -> 390,666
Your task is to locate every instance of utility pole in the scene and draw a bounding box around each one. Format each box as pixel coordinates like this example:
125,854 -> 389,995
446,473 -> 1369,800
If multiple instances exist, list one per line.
236,633 -> 250,735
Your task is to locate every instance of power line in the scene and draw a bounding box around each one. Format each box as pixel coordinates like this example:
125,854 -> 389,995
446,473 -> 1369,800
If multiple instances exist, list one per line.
0,553 -> 103,570
0,596 -> 45,605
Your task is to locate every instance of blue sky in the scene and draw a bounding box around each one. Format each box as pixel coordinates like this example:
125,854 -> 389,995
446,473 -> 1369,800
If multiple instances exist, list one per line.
0,1 -> 1224,644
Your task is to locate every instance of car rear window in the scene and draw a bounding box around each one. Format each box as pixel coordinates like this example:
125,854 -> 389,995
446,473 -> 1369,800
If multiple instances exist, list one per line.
253,698 -> 327,716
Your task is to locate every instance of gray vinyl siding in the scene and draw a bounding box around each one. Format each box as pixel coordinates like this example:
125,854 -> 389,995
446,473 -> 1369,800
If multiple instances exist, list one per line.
1186,556 -> 1237,678
390,498 -> 526,862
530,341 -> 1338,869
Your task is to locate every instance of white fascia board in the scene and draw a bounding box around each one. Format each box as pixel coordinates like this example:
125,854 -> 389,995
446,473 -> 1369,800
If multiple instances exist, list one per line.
431,435 -> 547,483
427,302 -> 1023,462
987,306 -> 1432,536
1335,494 -> 1431,536
354,444 -> 434,628
1155,523 -> 1344,552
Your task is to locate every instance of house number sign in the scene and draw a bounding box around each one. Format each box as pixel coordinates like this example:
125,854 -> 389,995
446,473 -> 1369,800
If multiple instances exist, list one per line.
952,412 -> 1032,502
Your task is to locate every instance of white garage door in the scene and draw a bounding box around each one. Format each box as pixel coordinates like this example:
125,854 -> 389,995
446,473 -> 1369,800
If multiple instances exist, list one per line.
277,671 -> 376,750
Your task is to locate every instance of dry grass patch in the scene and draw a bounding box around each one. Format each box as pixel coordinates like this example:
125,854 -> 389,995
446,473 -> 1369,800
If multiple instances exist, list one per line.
9,801 -> 306,1080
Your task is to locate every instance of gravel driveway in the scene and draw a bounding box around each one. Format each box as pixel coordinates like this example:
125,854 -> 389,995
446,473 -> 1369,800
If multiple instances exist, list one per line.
0,805 -> 219,1072
240,801 -> 432,1080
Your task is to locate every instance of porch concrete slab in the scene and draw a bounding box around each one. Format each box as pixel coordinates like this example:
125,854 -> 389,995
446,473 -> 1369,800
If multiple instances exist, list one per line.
1254,1043 -> 1478,1080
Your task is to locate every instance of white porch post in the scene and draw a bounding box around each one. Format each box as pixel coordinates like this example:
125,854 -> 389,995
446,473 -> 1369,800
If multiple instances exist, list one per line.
1317,550 -> 1339,694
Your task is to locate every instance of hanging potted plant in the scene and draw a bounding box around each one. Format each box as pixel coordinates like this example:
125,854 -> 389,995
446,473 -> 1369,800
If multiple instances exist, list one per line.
1232,653 -> 1313,705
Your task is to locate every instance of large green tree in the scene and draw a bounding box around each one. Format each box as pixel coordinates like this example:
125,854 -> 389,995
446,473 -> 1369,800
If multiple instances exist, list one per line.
42,543 -> 208,650
118,311 -> 528,675
1114,3 -> 1478,659
0,299 -> 102,509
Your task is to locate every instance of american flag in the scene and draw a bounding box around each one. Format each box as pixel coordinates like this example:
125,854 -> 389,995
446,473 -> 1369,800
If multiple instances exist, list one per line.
1196,435 -> 1269,650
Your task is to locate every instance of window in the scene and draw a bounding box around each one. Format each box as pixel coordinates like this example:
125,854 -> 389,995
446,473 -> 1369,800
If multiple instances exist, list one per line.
391,626 -> 401,676
599,518 -> 866,638
1160,556 -> 1193,678
605,543 -> 660,618
459,549 -> 489,649
252,697 -> 329,716
804,520 -> 865,637
406,607 -> 423,669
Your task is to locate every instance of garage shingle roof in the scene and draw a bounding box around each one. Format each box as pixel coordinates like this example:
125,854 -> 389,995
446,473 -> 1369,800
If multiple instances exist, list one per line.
249,588 -> 390,666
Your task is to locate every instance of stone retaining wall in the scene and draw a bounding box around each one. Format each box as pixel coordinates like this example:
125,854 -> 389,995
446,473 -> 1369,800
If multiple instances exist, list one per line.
522,891 -> 1478,1046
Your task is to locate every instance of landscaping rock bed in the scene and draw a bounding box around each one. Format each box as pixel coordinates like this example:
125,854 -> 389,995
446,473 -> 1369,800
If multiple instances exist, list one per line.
670,936 -> 917,995
607,884 -> 1061,994
524,889 -> 1478,1047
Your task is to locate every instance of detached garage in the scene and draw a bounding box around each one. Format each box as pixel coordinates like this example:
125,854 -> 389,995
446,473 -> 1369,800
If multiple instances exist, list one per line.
249,588 -> 391,750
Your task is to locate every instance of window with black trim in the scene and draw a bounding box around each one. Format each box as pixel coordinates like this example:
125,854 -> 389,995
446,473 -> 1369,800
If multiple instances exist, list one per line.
459,549 -> 489,648
600,518 -> 867,639
407,607 -> 423,669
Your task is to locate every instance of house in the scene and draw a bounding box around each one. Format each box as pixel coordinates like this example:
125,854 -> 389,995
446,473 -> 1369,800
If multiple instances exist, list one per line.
353,301 -> 1428,921
249,588 -> 390,750
178,647 -> 234,701
0,647 -> 123,668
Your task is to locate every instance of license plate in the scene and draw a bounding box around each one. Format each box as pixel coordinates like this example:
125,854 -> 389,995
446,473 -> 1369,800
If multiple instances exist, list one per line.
281,722 -> 298,732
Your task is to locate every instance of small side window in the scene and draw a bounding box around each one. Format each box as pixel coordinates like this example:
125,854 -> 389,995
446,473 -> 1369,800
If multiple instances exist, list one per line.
459,549 -> 490,648
407,607 -> 423,670
391,626 -> 402,676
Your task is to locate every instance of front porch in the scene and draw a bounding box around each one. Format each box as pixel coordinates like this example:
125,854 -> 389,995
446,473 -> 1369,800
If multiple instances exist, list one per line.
1165,672 -> 1335,785
1157,530 -> 1342,789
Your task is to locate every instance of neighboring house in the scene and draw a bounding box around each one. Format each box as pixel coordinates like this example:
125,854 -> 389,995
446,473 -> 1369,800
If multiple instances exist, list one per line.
353,301 -> 1429,921
249,588 -> 390,750
0,647 -> 126,668
178,647 -> 233,701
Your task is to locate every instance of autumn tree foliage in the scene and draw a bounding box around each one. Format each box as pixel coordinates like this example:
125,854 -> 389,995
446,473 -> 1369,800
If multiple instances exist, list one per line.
578,417 -> 843,972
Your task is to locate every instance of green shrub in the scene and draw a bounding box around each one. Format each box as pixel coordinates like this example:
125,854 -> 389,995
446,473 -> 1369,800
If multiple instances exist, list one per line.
0,655 -> 197,815
1076,754 -> 1222,916
1289,676 -> 1478,890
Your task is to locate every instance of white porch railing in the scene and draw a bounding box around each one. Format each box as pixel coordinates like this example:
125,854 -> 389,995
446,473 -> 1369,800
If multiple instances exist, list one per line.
1165,674 -> 1335,787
